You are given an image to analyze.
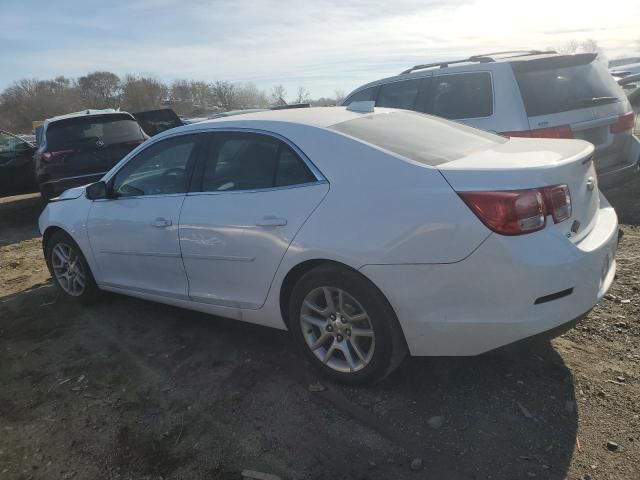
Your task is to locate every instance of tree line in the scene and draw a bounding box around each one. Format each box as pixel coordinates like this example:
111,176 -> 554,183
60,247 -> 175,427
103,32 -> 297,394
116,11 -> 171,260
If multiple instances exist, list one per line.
0,71 -> 345,133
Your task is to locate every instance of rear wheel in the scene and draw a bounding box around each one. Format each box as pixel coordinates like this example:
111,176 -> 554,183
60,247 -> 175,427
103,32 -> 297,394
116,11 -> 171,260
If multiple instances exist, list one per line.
289,264 -> 407,384
45,231 -> 98,303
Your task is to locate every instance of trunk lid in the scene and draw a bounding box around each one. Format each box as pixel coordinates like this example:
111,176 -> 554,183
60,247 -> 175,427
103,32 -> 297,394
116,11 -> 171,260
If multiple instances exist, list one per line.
132,108 -> 183,136
438,138 -> 599,241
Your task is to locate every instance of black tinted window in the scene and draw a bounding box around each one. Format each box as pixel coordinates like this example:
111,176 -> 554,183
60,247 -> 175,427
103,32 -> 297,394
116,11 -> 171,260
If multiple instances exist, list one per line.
376,79 -> 421,109
513,55 -> 626,117
343,86 -> 377,105
429,73 -> 493,119
113,134 -> 197,197
46,114 -> 145,151
201,133 -> 314,192
330,110 -> 506,166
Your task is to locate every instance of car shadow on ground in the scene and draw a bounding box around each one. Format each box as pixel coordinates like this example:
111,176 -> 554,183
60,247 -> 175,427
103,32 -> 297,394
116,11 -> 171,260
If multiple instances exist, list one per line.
1,283 -> 578,479
0,193 -> 42,247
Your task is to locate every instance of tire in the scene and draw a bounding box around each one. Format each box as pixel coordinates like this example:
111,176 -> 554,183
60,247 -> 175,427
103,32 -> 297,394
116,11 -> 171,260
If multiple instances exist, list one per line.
289,264 -> 407,384
45,231 -> 98,304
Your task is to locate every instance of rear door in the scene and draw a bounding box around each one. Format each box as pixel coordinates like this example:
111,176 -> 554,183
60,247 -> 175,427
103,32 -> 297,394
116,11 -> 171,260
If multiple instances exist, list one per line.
132,109 -> 184,137
0,130 -> 36,193
511,54 -> 632,174
179,131 -> 328,309
43,114 -> 146,180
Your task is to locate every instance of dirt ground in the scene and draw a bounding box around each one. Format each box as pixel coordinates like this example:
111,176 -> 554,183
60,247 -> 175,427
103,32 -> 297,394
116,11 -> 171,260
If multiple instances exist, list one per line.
0,182 -> 639,480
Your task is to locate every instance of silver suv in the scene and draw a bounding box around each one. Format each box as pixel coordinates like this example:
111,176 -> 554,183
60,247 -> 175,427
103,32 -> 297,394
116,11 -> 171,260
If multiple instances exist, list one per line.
343,50 -> 639,189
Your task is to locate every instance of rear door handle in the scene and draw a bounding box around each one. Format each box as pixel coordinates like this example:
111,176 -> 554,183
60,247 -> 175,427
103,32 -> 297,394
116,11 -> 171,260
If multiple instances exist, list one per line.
152,217 -> 172,228
256,216 -> 287,227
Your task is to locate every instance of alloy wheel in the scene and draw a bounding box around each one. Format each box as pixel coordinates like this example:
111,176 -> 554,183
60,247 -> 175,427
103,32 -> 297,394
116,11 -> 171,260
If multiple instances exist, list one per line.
51,243 -> 86,296
300,286 -> 375,373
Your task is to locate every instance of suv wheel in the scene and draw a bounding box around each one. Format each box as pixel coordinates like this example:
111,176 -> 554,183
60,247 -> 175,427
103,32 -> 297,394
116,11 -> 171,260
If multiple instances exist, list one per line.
289,264 -> 407,384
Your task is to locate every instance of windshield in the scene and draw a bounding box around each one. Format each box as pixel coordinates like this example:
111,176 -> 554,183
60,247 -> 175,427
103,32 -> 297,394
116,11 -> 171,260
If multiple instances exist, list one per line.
512,54 -> 625,117
46,114 -> 145,150
330,110 -> 507,166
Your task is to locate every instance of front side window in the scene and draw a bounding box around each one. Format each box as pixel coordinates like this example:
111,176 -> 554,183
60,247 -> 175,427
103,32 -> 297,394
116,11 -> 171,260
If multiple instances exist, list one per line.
112,134 -> 198,197
0,131 -> 29,153
376,79 -> 421,110
201,133 -> 315,192
428,72 -> 493,119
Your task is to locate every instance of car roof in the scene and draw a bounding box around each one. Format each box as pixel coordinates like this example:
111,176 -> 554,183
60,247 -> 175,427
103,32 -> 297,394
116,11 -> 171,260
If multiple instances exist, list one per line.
345,50 -> 583,98
184,106 -> 386,130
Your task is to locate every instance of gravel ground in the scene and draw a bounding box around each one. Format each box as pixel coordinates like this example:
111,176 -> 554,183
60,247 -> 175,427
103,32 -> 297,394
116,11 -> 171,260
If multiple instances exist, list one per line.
0,181 -> 639,480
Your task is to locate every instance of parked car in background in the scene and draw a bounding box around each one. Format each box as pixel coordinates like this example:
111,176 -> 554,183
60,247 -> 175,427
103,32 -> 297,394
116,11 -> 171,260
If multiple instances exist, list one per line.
34,109 -> 147,201
617,73 -> 640,134
132,108 -> 184,136
39,106 -> 618,384
343,51 -> 639,189
610,62 -> 640,78
0,129 -> 37,196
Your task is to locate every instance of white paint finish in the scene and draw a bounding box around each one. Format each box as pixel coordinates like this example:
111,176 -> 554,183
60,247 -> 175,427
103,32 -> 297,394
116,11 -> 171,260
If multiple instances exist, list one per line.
361,195 -> 618,356
179,183 -> 329,309
87,196 -> 189,297
38,107 -> 621,357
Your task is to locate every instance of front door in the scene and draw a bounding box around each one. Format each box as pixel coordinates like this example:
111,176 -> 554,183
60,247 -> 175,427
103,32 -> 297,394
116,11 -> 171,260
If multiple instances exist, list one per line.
180,131 -> 328,309
87,133 -> 201,298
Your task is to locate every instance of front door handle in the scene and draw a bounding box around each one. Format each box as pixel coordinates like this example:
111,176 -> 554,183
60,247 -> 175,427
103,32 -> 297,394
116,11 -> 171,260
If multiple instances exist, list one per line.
256,216 -> 287,227
152,217 -> 172,228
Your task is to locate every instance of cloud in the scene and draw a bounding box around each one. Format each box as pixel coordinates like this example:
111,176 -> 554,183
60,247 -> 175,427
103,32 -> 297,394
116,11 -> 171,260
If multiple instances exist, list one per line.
1,0 -> 639,97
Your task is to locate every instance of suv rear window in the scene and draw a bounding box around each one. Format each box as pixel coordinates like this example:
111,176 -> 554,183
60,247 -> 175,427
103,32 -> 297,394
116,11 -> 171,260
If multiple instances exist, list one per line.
330,110 -> 506,166
512,54 -> 625,117
46,114 -> 145,151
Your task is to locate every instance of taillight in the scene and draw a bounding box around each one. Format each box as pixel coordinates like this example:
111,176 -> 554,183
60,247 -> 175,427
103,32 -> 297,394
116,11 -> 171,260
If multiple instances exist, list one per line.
40,150 -> 72,162
459,184 -> 572,236
501,125 -> 574,139
543,184 -> 572,223
610,112 -> 635,134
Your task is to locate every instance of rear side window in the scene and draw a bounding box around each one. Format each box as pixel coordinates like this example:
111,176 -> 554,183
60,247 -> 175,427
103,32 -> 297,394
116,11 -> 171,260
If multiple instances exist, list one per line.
512,54 -> 626,117
46,114 -> 145,151
376,79 -> 421,109
201,133 -> 315,192
343,86 -> 377,105
429,72 -> 493,119
330,110 -> 506,166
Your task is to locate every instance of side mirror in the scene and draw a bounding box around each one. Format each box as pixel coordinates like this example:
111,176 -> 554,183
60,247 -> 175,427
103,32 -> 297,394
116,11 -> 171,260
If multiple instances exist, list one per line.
86,181 -> 109,200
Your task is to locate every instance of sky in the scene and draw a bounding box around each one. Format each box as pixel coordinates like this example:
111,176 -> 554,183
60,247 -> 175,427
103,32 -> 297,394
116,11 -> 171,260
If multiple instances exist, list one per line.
1,0 -> 639,99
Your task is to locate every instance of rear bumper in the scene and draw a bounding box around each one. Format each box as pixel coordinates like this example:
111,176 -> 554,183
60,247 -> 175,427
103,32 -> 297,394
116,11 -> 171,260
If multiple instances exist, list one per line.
40,172 -> 106,195
361,195 -> 618,356
598,159 -> 639,190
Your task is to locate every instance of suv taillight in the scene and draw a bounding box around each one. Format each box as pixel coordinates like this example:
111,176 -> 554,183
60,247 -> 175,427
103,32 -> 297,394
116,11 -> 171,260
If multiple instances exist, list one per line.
40,150 -> 72,162
459,184 -> 572,236
501,125 -> 574,139
610,112 -> 635,134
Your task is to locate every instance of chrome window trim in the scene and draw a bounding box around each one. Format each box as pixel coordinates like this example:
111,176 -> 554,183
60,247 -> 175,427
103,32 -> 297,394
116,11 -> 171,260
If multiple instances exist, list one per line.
101,127 -> 327,199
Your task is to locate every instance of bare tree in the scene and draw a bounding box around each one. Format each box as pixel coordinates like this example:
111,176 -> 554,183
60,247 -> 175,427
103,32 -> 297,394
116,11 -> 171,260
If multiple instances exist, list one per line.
236,83 -> 269,108
211,81 -> 238,111
555,38 -> 601,54
120,75 -> 167,112
77,71 -> 120,109
293,86 -> 310,104
334,90 -> 345,105
269,84 -> 287,106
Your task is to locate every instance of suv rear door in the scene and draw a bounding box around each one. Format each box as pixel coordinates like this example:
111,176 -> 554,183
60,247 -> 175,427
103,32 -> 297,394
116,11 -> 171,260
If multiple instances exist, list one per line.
510,54 -> 633,176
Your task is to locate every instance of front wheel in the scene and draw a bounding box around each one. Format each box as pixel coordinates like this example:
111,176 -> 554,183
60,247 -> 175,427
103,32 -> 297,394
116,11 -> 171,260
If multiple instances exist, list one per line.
289,264 -> 407,384
45,231 -> 98,303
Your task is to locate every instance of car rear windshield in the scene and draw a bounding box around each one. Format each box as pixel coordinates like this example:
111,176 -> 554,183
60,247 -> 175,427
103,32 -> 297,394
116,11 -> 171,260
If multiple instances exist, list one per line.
46,114 -> 144,150
512,54 -> 625,117
330,110 -> 506,166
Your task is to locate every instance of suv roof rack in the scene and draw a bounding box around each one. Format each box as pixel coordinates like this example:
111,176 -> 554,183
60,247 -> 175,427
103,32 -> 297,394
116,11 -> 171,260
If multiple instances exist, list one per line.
400,50 -> 557,75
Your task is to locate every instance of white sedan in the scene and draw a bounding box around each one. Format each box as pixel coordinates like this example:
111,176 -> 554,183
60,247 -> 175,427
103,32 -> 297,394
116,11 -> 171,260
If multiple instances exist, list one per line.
39,106 -> 618,384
